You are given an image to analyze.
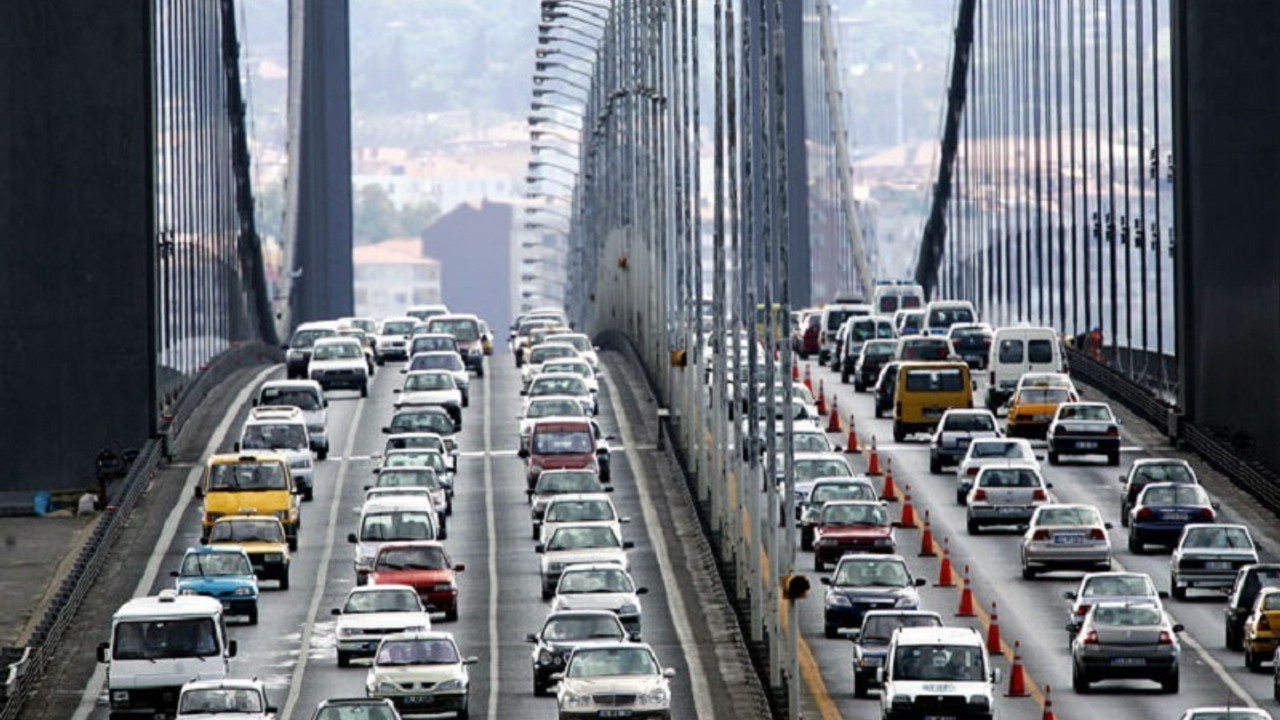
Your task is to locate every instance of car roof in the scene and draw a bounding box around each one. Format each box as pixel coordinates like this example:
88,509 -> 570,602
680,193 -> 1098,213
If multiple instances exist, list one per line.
260,379 -> 324,391
360,496 -> 437,512
561,563 -> 631,573
183,545 -> 251,558
375,540 -> 445,553
313,336 -> 362,347
180,678 -> 265,692
347,583 -> 419,596
545,493 -> 613,503
893,626 -> 983,645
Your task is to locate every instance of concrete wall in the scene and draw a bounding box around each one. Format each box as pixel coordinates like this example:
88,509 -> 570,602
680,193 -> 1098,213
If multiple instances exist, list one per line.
0,2 -> 155,491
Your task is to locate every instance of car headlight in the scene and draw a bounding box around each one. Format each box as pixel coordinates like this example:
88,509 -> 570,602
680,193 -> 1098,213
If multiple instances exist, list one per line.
562,692 -> 593,708
874,537 -> 895,547
112,690 -> 129,703
825,594 -> 851,607
538,649 -> 556,665
376,681 -> 400,694
355,556 -> 373,570
338,626 -> 357,637
618,603 -> 639,615
233,586 -> 253,596
436,679 -> 464,691
264,553 -> 284,562
433,582 -> 456,592
274,510 -> 289,520
894,595 -> 919,608
529,465 -> 544,477
639,688 -> 670,707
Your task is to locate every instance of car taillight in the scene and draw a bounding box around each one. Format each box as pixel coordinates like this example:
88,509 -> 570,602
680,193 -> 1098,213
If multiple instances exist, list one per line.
1032,529 -> 1050,541
1083,630 -> 1099,645
966,467 -> 979,477
1199,508 -> 1215,521
982,337 -> 992,345
1076,604 -> 1091,616
1260,616 -> 1272,632
1089,528 -> 1106,540
1158,629 -> 1175,644
1107,426 -> 1119,437
1032,489 -> 1048,502
972,489 -> 988,501
1135,507 -> 1154,522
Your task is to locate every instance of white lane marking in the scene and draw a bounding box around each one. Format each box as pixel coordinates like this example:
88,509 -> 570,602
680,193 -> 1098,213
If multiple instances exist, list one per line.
484,372 -> 500,720
599,370 -> 712,719
280,392 -> 365,720
72,365 -> 277,720
860,442 -> 1145,453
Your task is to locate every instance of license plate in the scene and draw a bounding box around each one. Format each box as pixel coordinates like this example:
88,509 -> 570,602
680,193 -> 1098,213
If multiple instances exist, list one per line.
1076,441 -> 1098,449
361,642 -> 378,651
599,711 -> 634,718
924,408 -> 943,418
1166,512 -> 1189,521
221,601 -> 233,610
957,437 -> 971,447
1110,657 -> 1146,667
923,716 -> 957,720
863,656 -> 883,666
406,696 -> 433,705
1207,561 -> 1232,570
998,506 -> 1025,514
1054,535 -> 1087,545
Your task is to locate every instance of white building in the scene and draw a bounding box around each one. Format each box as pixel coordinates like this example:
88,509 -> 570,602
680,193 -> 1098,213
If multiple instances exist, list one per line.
353,238 -> 441,319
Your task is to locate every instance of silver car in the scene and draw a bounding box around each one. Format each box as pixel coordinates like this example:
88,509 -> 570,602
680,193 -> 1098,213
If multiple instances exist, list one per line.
1020,504 -> 1112,579
954,438 -> 1039,504
1169,524 -> 1259,600
1063,571 -> 1165,640
965,464 -> 1053,534
929,409 -> 1001,474
1070,602 -> 1182,694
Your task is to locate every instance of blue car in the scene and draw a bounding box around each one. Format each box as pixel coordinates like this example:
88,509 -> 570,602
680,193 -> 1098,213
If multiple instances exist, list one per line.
171,546 -> 260,624
1128,483 -> 1217,553
820,554 -> 926,639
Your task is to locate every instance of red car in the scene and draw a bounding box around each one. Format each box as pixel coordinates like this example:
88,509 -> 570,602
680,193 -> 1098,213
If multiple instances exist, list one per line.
520,419 -> 600,490
812,500 -> 897,571
368,541 -> 464,621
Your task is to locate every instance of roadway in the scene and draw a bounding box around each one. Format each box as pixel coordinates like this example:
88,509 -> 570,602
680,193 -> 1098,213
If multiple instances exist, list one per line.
793,355 -> 1280,719
66,354 -> 719,719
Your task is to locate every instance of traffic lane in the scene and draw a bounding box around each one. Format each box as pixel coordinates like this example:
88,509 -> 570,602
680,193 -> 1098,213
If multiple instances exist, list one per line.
803,360 -> 1262,716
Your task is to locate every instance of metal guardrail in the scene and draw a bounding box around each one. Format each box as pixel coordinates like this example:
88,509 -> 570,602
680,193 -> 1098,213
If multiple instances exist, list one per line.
0,343 -> 279,719
1065,347 -> 1176,433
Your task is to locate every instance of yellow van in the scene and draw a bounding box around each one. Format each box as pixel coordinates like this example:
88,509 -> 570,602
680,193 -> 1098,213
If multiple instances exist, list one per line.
196,453 -> 301,550
893,361 -> 974,442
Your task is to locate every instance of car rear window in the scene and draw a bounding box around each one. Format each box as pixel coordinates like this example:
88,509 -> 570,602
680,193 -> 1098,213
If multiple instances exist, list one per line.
904,369 -> 965,392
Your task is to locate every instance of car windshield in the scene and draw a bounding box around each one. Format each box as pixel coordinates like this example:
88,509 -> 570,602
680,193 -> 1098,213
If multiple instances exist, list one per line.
833,559 -> 910,587
113,618 -> 218,660
343,589 -> 421,613
529,400 -> 585,418
531,346 -> 576,364
1036,507 -> 1101,526
795,459 -> 853,481
312,343 -> 363,360
969,441 -> 1026,459
382,321 -> 416,335
567,647 -> 659,677
861,615 -> 941,643
391,411 -> 453,434
376,546 -> 447,571
428,318 -> 480,341
384,451 -> 447,473
1141,485 -> 1209,507
405,373 -> 456,391
1183,527 -> 1253,550
943,414 -> 995,432
377,469 -> 440,489
259,388 -> 320,410
376,639 -> 458,666
412,337 -> 456,354
1134,464 -> 1196,485
359,512 -> 435,541
1091,605 -> 1163,627
537,472 -> 602,494
241,423 -> 308,451
179,688 -> 263,714
547,500 -> 614,523
411,353 -> 465,372
1082,575 -> 1153,598
387,435 -> 443,451
892,644 -> 984,681
560,569 -> 633,594
544,616 -> 625,641
314,704 -> 400,720
792,434 -> 832,452
532,431 -> 593,455
531,377 -> 588,396
545,362 -> 590,377
210,520 -> 284,544
180,552 -> 252,577
978,468 -> 1041,488
1058,405 -> 1112,422
547,526 -> 621,551
290,328 -> 335,348
811,484 -> 874,504
904,368 -> 964,391
821,503 -> 889,527
206,462 -> 288,491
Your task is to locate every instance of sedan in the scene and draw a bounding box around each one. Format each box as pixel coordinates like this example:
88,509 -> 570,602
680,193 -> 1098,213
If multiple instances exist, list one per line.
527,611 -> 630,697
812,501 -> 896,571
1170,524 -> 1259,600
1047,402 -> 1122,466
1064,572 -> 1165,640
332,585 -> 432,667
1020,504 -> 1112,579
1128,483 -> 1217,553
1070,602 -> 1182,693
310,698 -> 401,720
955,437 -> 1040,504
966,464 -> 1053,534
798,478 -> 880,550
550,564 -> 649,635
820,554 -> 926,639
1243,588 -> 1280,670
365,631 -> 477,718
555,644 -> 674,719
538,525 -> 634,600
308,337 -> 370,396
1178,709 -> 1274,720
368,542 -> 465,622
929,408 -> 1001,474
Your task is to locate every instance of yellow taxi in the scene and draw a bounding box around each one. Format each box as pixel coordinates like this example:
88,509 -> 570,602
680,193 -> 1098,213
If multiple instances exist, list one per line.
1244,587 -> 1280,670
196,453 -> 300,550
1005,385 -> 1076,439
204,515 -> 292,589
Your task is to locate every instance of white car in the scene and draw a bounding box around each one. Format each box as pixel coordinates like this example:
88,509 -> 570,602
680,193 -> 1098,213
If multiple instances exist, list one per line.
522,343 -> 582,389
538,524 -> 633,600
374,317 -> 418,362
540,357 -> 600,395
546,332 -> 600,371
555,643 -> 673,720
966,463 -> 1053,534
365,631 -> 476,717
332,584 -> 432,667
550,563 -> 648,635
175,678 -> 274,718
308,337 -> 370,397
538,493 -> 629,547
929,409 -> 1001,474
395,369 -> 464,406
955,437 -> 1040,504
877,626 -> 998,720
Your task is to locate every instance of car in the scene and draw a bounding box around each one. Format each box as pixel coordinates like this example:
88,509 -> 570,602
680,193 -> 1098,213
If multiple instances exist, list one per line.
849,339 -> 896,391
383,406 -> 456,439
872,281 -> 924,316
365,631 -> 477,717
527,610 -> 631,697
350,497 -> 441,584
375,317 -> 419,362
795,312 -> 822,359
838,610 -> 943,699
406,304 -> 450,322
538,492 -> 627,544
408,332 -> 461,359
947,322 -> 994,369
1070,602 -> 1182,693
382,431 -> 456,472
331,584 -> 433,667
1005,384 -> 1075,439
541,357 -> 600,396
1177,709 -> 1274,720
337,315 -> 378,336
545,332 -> 599,371
812,501 -> 896,570
1242,588 -> 1280,670
522,343 -> 582,389
1118,458 -> 1199,526
308,337 -> 370,396
872,361 -> 902,419
1170,524 -> 1259,600
310,698 -> 402,720
1128,483 -> 1217,553
424,313 -> 487,375
798,478 -> 880,550
820,553 -> 926,639
819,302 -> 871,363
528,470 -> 611,531
1020,504 -> 1112,579
525,373 -> 597,416
512,318 -> 561,366
176,678 -> 275,718
878,626 -> 997,720
394,370 -> 464,425
791,429 -> 835,454
196,452 -> 301,543
404,351 -> 471,402
236,406 -> 315,501
893,335 -> 954,362
537,524 -> 634,600
366,467 -> 449,519
554,642 -> 674,720
253,379 -> 329,458
921,299 -> 978,337
929,409 -> 1001,474
550,563 -> 648,635
376,448 -> 455,500
337,326 -> 378,374
522,419 -> 603,489
1046,402 -> 1122,466
170,546 -> 259,625
285,321 -> 339,379
954,437 -> 1040,504
1063,571 -> 1165,640
369,541 -> 465,622
892,308 -> 925,336
965,464 -> 1053,534
1225,564 -> 1280,650
204,515 -> 291,589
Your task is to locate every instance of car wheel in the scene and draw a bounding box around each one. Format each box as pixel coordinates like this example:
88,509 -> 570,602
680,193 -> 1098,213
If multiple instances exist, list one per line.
1021,563 -> 1036,580
533,678 -> 548,697
929,457 -> 942,474
317,449 -> 328,461
532,524 -> 541,540
854,381 -> 865,393
1120,503 -> 1130,527
1248,648 -> 1264,672
303,486 -> 314,502
477,365 -> 485,378
337,650 -> 351,668
280,571 -> 290,591
288,536 -> 298,552
1072,666 -> 1090,694
966,518 -> 980,535
956,490 -> 966,505
376,356 -> 384,366
1228,623 -> 1243,651
852,673 -> 869,699
1047,452 -> 1060,465
814,556 -> 824,572
1162,670 -> 1179,693
360,383 -> 368,398
801,530 -> 813,552
1171,577 -> 1186,601
874,406 -> 884,419
824,624 -> 838,640
463,394 -> 470,408
542,587 -> 554,601
893,423 -> 905,443
1108,451 -> 1120,466
247,608 -> 259,626
446,607 -> 458,622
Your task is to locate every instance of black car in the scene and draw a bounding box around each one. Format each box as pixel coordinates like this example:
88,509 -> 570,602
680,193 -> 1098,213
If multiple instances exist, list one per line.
1118,458 -> 1198,526
873,362 -> 902,419
1225,564 -> 1280,650
820,554 -> 926,639
526,610 -> 631,697
843,610 -> 943,698
311,698 -> 401,720
847,340 -> 896,391
948,324 -> 994,369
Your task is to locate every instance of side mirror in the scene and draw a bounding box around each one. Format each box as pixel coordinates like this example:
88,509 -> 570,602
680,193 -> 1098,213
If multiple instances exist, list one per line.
526,633 -> 538,643
636,587 -> 649,595
914,577 -> 927,587
381,427 -> 392,434
331,608 -> 342,616
250,398 -> 259,407
347,533 -> 358,544
622,541 -> 635,549
1063,591 -> 1077,600
604,486 -> 615,493
1158,590 -> 1170,599
629,631 -> 642,642
606,434 -> 618,441
232,441 -> 240,452
281,344 -> 290,351
1103,522 -> 1114,530
991,667 -> 1003,684
620,517 -> 632,524
1044,482 -> 1054,489
833,446 -> 844,453
535,544 -> 545,553
226,640 -> 238,658
518,448 -> 529,459
1172,623 -> 1185,633
454,563 -> 466,572
97,642 -> 110,663
1212,501 -> 1222,510
662,667 -> 676,679
1064,623 -> 1076,632
194,485 -> 204,498
820,576 -> 832,586
1118,475 -> 1127,483
463,656 -> 479,665
392,389 -> 402,394
199,536 -> 209,545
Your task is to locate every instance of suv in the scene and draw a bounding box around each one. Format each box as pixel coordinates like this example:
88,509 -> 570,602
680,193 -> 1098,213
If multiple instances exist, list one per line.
375,317 -> 419,362
878,626 -> 998,720
196,453 -> 301,545
308,337 -> 370,397
237,406 -> 315,500
285,322 -> 338,379
1226,564 -> 1280,650
253,380 -> 329,459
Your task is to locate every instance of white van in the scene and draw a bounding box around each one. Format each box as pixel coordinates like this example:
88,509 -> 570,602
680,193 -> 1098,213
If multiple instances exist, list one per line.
878,626 -> 998,720
236,406 -> 315,500
986,325 -> 1067,410
97,590 -> 236,717
349,496 -> 441,583
872,282 -> 925,317
819,302 -> 872,363
253,379 -> 329,459
922,300 -> 978,337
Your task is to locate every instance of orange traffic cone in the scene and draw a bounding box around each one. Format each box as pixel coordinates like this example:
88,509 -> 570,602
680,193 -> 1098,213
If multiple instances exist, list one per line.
1041,685 -> 1057,720
899,484 -> 916,526
816,380 -> 828,416
1006,640 -> 1029,697
935,538 -> 956,587
791,362 -> 799,381
844,415 -> 861,454
987,600 -> 1002,653
866,437 -> 883,476
956,565 -> 977,617
825,397 -> 842,433
918,511 -> 937,557
881,462 -> 900,502
803,364 -> 813,393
